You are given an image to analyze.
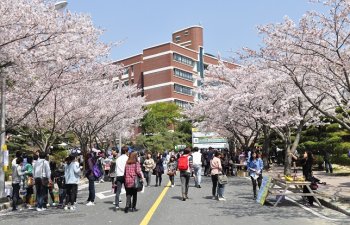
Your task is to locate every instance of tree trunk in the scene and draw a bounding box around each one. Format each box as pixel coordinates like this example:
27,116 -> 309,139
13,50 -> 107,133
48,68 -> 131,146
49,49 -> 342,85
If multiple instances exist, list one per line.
80,138 -> 89,173
283,127 -> 292,175
262,125 -> 271,170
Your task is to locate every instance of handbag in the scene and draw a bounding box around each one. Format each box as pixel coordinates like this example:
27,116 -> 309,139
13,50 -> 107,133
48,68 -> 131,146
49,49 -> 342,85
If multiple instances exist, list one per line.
218,174 -> 228,185
26,176 -> 34,187
133,164 -> 143,192
310,183 -> 318,190
41,161 -> 49,186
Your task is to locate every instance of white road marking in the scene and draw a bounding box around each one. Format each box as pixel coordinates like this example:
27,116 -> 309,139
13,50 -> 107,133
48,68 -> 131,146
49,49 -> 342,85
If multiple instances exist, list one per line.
95,188 -> 125,199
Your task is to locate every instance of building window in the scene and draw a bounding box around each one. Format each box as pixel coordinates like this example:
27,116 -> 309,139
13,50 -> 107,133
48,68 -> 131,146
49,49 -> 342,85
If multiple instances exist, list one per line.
174,68 -> 193,81
174,84 -> 192,96
175,99 -> 192,108
184,30 -> 189,36
175,36 -> 181,42
122,68 -> 129,75
173,53 -> 194,67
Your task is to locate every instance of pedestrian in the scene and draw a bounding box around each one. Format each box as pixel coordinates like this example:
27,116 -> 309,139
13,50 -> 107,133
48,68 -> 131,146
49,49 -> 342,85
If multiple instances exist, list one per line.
143,152 -> 155,187
247,151 -> 263,200
323,150 -> 333,173
33,152 -> 51,211
64,155 -> 80,210
85,152 -> 97,206
23,156 -> 34,209
109,149 -> 118,193
124,151 -> 144,213
154,153 -> 164,187
114,146 -> 129,210
46,160 -> 57,207
210,151 -> 225,201
12,156 -> 25,211
167,156 -> 177,187
301,151 -> 315,206
97,152 -> 105,183
205,147 -> 213,176
139,151 -> 146,183
103,153 -> 111,182
56,164 -> 66,208
192,147 -> 202,188
178,147 -> 193,201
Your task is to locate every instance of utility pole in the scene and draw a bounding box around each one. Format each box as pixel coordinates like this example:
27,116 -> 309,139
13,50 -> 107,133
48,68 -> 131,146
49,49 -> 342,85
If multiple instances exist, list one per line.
0,73 -> 7,198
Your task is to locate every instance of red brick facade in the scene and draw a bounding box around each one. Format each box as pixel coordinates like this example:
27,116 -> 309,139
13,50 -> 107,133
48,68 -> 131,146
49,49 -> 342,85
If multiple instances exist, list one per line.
113,26 -> 237,107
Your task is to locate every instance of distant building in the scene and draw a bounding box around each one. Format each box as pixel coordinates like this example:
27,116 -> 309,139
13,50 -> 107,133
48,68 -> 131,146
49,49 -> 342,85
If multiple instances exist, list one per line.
113,26 -> 237,108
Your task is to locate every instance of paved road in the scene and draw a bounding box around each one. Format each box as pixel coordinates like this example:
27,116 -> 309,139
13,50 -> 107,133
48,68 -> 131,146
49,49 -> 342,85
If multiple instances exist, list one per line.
0,175 -> 349,225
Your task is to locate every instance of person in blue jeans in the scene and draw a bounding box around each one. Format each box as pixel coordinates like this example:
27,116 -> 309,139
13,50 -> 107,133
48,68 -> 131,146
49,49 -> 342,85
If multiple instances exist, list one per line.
247,151 -> 263,200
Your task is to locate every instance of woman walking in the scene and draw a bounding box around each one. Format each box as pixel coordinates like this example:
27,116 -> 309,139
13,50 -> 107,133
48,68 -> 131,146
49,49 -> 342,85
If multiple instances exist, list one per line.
154,153 -> 164,187
124,152 -> 144,213
211,151 -> 225,201
247,151 -> 263,200
85,152 -> 97,206
143,153 -> 155,187
167,156 -> 177,187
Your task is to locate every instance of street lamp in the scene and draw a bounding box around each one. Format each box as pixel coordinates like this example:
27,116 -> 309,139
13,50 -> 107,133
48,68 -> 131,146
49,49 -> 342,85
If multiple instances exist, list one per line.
54,1 -> 68,10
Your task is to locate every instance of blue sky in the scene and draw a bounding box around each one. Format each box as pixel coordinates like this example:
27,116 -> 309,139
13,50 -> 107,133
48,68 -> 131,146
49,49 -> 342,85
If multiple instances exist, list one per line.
67,0 -> 326,61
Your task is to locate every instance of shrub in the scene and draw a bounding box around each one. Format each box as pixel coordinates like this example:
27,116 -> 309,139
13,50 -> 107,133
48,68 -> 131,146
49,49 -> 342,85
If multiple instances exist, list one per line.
331,154 -> 350,166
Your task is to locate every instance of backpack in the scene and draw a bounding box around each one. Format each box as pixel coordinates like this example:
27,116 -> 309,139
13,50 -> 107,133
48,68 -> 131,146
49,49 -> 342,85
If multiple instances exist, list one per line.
178,155 -> 189,171
93,163 -> 103,178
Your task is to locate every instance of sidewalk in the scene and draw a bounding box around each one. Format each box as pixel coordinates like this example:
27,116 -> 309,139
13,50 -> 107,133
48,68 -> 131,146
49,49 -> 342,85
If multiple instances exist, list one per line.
0,178 -> 89,211
265,164 -> 350,216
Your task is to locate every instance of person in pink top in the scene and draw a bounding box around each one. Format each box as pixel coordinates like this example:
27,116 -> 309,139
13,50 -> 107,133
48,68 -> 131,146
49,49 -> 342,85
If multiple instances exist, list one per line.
124,151 -> 144,213
210,151 -> 225,201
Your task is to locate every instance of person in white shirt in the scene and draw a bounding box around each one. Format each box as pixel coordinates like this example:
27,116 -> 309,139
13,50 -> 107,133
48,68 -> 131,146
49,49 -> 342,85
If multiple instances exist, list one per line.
114,146 -> 129,210
33,152 -> 51,211
192,147 -> 202,188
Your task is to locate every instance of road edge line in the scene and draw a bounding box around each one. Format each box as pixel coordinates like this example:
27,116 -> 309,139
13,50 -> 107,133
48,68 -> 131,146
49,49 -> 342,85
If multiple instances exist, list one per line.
140,181 -> 171,225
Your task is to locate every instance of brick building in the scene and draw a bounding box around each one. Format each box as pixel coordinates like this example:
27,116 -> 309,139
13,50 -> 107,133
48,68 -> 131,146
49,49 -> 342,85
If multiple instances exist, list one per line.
113,26 -> 236,107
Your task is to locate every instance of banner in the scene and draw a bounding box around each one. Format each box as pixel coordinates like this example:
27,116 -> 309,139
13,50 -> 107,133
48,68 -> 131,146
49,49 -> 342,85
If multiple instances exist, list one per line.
256,176 -> 272,205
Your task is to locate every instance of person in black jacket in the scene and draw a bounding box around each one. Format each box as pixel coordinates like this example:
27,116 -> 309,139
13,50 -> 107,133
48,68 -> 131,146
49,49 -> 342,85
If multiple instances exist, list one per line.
154,153 -> 164,187
301,151 -> 315,206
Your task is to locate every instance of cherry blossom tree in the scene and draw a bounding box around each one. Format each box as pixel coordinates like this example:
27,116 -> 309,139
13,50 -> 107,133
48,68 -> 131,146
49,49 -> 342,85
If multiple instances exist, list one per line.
1,0 -> 110,133
188,63 -> 261,150
190,61 -> 320,174
254,0 -> 350,131
66,75 -> 145,157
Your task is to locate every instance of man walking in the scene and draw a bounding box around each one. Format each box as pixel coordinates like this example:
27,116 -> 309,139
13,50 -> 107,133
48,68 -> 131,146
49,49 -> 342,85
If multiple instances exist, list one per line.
178,148 -> 193,201
114,146 -> 129,210
192,147 -> 202,188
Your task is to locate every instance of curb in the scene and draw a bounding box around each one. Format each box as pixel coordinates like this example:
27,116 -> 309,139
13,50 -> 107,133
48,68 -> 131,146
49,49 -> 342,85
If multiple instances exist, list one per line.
318,197 -> 350,216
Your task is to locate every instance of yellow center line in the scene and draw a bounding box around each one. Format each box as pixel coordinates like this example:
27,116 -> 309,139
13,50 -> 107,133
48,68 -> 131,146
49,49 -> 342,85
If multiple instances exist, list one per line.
140,181 -> 171,225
